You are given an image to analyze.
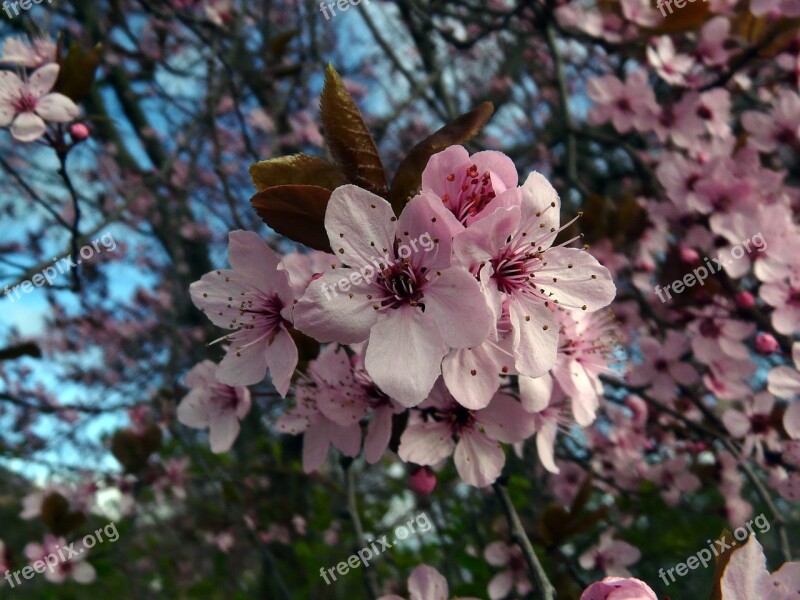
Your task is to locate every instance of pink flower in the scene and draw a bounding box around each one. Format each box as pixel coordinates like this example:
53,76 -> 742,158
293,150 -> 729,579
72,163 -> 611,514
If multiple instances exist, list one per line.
276,345 -> 361,473
177,360 -> 251,453
579,530 -> 641,577
760,276 -> 800,335
378,564 -> 479,600
0,35 -> 57,68
742,90 -> 800,152
453,173 -> 615,380
190,230 -> 298,394
720,535 -> 800,600
627,332 -> 698,402
695,17 -> 730,67
420,145 -> 519,225
587,70 -> 658,134
647,37 -> 695,86
294,185 -> 493,407
580,577 -> 657,600
646,456 -> 701,507
398,380 -> 536,487
24,535 -> 96,584
767,342 -> 800,440
687,306 -> 754,364
0,64 -> 80,142
722,392 -> 781,461
522,308 -> 618,426
484,541 -> 532,599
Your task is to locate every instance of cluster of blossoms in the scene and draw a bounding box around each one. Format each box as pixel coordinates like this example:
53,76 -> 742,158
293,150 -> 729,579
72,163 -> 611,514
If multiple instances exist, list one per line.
181,145 -> 616,489
0,36 -> 84,143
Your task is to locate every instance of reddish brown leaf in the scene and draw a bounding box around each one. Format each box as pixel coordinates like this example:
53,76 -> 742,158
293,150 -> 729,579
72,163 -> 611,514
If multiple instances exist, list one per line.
249,154 -> 346,191
388,102 -> 495,215
41,492 -> 86,536
55,42 -> 103,103
319,64 -> 388,197
250,184 -> 332,252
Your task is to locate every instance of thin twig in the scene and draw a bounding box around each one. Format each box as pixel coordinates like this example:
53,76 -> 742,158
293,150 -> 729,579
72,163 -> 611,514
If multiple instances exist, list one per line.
493,481 -> 556,600
344,461 -> 380,599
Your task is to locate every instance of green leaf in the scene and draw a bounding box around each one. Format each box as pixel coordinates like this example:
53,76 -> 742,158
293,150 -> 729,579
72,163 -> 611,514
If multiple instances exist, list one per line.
249,154 -> 346,191
388,102 -> 495,215
55,42 -> 103,103
250,184 -> 332,252
319,64 -> 388,196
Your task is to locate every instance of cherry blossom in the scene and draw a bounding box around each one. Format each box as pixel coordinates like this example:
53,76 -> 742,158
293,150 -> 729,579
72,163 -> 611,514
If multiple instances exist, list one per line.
378,564 -> 480,600
190,230 -> 298,394
580,577 -> 657,600
0,64 -> 80,142
294,185 -> 493,406
720,535 -> 800,600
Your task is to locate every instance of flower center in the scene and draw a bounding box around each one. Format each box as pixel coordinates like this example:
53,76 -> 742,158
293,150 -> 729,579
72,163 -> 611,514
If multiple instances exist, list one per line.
491,247 -> 543,295
12,91 -> 37,113
441,163 -> 497,224
699,318 -> 721,338
375,261 -> 427,310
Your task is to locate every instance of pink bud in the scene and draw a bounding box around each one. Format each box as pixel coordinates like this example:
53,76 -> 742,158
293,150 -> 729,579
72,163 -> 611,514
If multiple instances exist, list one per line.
70,123 -> 90,141
735,291 -> 755,309
755,332 -> 780,354
408,466 -> 437,496
679,246 -> 700,264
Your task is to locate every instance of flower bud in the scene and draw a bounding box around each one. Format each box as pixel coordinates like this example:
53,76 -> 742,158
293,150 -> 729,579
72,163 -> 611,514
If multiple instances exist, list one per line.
735,291 -> 755,309
70,123 -> 90,141
755,332 -> 780,354
679,246 -> 700,264
408,466 -> 436,496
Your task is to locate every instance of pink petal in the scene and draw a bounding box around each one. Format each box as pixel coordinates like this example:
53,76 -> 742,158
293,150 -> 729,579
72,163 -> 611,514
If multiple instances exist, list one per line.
303,419 -> 332,472
11,111 -> 46,142
177,389 -> 212,429
772,562 -> 800,599
226,230 -> 282,290
408,565 -> 449,599
184,360 -> 219,388
396,191 -> 462,270
28,63 -> 59,96
518,171 -> 562,237
325,185 -> 396,268
216,327 -> 270,386
488,571 -> 514,600
509,300 -> 558,378
0,71 -> 23,96
329,422 -> 362,457
442,343 -> 508,410
421,145 -> 471,197
293,269 -> 379,343
35,93 -> 79,122
263,327 -> 298,397
519,374 -> 553,412
365,306 -> 448,407
720,535 -> 773,600
209,411 -> 240,453
722,409 -> 751,438
535,248 -> 616,311
454,429 -> 504,487
783,402 -> 800,440
536,419 -> 560,474
364,404 -> 394,463
424,267 -> 493,348
398,419 -> 455,465
768,366 -> 800,399
476,393 -> 537,443
484,541 -> 511,566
